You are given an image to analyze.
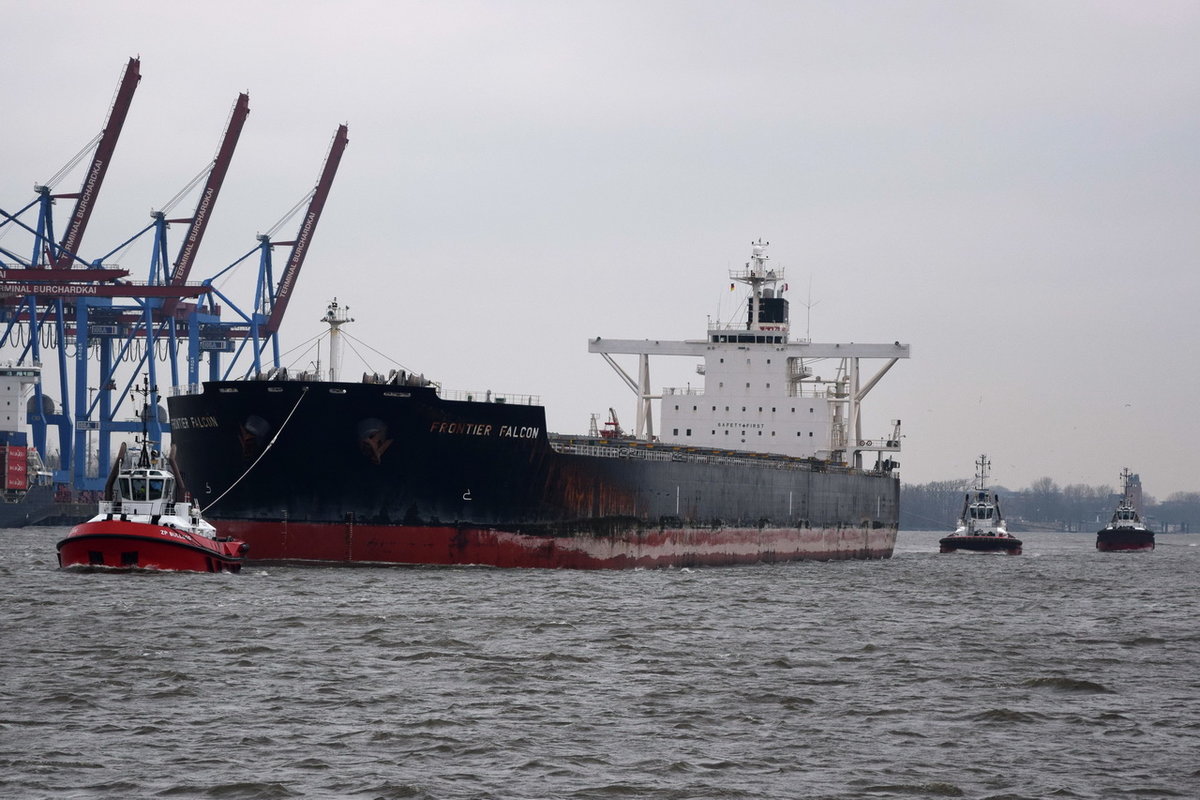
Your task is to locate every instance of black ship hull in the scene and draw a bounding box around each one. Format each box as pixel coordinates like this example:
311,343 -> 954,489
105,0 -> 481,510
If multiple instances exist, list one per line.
1096,528 -> 1155,552
166,380 -> 899,569
939,534 -> 1023,555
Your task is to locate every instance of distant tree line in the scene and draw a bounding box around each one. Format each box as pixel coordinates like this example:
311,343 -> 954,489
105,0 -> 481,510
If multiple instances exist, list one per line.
901,477 -> 1199,533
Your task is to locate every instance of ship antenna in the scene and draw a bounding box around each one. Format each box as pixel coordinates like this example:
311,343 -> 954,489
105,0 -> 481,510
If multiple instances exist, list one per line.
974,454 -> 991,490
800,276 -> 819,342
729,238 -> 785,334
131,375 -> 157,468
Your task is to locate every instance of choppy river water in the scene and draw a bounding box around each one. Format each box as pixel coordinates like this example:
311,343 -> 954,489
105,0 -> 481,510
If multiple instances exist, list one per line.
2,527 -> 1198,799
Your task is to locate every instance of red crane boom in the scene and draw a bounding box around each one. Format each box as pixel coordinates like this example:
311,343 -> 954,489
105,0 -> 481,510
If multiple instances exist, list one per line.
163,92 -> 251,316
264,124 -> 348,334
52,57 -> 141,268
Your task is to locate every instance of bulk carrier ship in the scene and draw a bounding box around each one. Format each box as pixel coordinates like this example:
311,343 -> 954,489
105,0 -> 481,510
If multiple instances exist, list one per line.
166,241 -> 911,568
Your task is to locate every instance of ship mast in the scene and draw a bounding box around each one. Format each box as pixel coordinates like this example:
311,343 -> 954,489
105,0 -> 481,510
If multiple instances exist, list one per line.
729,238 -> 788,333
974,454 -> 991,490
320,298 -> 354,382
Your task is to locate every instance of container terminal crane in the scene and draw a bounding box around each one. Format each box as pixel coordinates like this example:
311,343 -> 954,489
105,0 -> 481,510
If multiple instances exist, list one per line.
0,57 -> 347,525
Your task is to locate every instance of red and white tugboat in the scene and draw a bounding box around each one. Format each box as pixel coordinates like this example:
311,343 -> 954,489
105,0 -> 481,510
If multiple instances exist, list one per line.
939,455 -> 1022,555
57,385 -> 246,573
1096,468 -> 1154,552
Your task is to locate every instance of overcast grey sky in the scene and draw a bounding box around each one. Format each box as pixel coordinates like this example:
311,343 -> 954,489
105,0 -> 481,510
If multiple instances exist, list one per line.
5,1 -> 1199,497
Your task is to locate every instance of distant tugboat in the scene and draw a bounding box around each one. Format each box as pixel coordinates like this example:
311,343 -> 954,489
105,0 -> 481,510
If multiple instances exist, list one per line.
939,455 -> 1022,555
56,381 -> 247,573
1096,468 -> 1154,552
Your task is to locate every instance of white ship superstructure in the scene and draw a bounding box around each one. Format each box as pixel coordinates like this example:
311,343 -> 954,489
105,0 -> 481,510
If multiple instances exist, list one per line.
590,240 -> 909,469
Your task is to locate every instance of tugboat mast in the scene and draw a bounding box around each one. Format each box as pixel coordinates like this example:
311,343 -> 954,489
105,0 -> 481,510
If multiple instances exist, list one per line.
974,454 -> 992,490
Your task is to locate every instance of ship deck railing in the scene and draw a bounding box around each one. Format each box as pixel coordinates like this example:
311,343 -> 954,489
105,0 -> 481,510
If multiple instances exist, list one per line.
549,436 -> 865,474
168,379 -> 538,407
439,388 -> 540,405
661,385 -> 837,399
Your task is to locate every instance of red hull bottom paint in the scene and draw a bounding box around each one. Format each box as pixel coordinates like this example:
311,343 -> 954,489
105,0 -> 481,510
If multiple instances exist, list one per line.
1096,541 -> 1154,553
938,536 -> 1022,555
217,521 -> 896,569
57,521 -> 245,573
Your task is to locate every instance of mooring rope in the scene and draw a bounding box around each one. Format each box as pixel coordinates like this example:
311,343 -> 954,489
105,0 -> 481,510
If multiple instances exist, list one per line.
200,386 -> 309,514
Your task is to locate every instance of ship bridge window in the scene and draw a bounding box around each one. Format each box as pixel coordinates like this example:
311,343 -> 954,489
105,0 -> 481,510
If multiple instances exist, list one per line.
970,506 -> 993,520
129,477 -> 148,501
147,477 -> 174,501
